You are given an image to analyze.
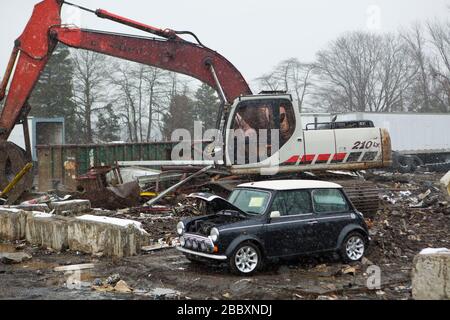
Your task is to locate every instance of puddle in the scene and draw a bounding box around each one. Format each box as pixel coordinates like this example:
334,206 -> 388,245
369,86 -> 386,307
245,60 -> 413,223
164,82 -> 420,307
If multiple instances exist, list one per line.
20,260 -> 59,270
79,270 -> 97,282
0,243 -> 18,253
57,270 -> 99,291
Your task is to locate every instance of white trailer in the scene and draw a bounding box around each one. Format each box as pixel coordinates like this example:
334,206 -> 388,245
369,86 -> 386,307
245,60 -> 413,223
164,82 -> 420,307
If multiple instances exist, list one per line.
302,112 -> 450,169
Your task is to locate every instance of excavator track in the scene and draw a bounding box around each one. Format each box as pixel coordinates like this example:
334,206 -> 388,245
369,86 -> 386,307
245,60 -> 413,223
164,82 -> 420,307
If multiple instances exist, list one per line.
335,180 -> 379,218
0,142 -> 33,204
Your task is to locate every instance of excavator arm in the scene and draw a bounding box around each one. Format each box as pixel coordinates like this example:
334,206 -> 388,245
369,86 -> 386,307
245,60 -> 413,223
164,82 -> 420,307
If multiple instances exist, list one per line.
0,0 -> 251,203
0,0 -> 252,141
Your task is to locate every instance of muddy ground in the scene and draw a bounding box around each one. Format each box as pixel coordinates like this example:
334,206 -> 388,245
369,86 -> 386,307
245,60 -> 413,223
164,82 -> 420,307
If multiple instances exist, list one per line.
0,171 -> 449,300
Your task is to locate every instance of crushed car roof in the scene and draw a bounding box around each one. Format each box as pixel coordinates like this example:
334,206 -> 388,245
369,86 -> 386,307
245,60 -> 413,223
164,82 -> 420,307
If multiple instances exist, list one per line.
237,180 -> 342,191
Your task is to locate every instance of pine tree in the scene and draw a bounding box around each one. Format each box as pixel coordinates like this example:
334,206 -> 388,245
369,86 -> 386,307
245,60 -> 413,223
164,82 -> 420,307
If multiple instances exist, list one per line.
194,84 -> 220,130
96,103 -> 121,142
29,44 -> 80,143
163,94 -> 196,141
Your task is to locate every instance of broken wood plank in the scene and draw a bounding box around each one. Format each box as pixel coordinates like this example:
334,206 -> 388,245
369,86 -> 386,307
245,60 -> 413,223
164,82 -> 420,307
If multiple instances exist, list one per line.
54,263 -> 95,272
141,244 -> 172,252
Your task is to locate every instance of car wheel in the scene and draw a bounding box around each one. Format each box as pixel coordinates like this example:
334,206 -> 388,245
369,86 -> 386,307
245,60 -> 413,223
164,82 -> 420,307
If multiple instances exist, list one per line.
340,232 -> 366,263
229,242 -> 262,276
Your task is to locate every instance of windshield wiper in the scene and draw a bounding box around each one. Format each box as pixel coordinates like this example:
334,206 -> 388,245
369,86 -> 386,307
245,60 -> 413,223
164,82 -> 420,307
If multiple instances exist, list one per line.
246,211 -> 261,215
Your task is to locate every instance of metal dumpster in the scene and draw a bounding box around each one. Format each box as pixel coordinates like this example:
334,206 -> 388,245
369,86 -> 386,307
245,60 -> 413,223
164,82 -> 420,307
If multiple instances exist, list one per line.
36,142 -> 176,191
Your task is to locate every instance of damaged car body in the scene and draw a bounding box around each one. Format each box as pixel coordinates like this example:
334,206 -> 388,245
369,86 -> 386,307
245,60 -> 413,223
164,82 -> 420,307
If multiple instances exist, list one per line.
176,180 -> 370,275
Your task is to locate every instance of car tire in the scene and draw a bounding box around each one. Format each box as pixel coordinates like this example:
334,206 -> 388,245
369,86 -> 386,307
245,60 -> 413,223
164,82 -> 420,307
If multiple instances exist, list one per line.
340,232 -> 367,263
229,242 -> 263,276
397,155 -> 413,173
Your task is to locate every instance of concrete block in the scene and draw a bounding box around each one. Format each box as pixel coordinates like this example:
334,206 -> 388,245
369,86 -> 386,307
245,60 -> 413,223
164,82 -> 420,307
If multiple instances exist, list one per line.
0,208 -> 27,240
67,215 -> 147,258
49,200 -> 91,216
412,249 -> 450,300
25,212 -> 69,251
13,204 -> 50,212
0,252 -> 32,264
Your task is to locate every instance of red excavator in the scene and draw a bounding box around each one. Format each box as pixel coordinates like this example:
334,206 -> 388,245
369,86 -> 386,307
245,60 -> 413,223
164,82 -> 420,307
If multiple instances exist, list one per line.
0,0 -> 392,213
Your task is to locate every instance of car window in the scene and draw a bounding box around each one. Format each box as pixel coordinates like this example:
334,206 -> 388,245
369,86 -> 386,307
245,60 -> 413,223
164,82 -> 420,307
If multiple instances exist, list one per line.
312,189 -> 349,214
270,190 -> 312,216
228,189 -> 271,215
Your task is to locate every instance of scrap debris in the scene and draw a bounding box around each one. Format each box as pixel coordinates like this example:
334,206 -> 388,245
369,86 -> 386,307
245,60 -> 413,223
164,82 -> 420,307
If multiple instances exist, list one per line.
0,166 -> 449,300
366,171 -> 450,268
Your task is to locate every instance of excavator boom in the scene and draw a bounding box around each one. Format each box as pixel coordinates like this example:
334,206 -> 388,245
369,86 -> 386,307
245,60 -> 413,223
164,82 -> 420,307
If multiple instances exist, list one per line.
0,0 -> 252,141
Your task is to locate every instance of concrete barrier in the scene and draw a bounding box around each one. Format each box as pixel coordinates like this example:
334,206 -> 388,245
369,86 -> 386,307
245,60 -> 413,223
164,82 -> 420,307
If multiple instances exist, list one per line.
412,249 -> 450,300
25,212 -> 69,251
49,200 -> 91,216
67,215 -> 147,258
0,209 -> 27,240
1,209 -> 147,258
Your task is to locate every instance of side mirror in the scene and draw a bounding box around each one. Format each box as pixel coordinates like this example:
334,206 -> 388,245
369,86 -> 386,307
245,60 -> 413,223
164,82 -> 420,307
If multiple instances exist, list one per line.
270,211 -> 281,219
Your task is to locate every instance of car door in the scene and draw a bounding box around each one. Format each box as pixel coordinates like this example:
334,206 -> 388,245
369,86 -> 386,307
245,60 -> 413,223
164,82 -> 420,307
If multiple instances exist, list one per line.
310,188 -> 354,252
264,190 -> 316,257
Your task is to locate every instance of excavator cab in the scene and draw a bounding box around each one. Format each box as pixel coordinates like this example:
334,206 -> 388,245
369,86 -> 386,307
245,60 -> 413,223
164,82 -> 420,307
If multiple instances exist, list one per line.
224,94 -> 299,170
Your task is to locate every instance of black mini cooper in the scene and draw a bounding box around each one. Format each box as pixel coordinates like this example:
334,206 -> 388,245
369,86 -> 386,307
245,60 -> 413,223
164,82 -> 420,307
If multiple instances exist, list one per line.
176,180 -> 370,275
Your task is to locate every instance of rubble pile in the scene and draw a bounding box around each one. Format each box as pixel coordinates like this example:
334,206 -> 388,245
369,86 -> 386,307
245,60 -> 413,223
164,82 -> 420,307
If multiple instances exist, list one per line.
366,171 -> 450,265
110,199 -> 204,243
0,169 -> 449,300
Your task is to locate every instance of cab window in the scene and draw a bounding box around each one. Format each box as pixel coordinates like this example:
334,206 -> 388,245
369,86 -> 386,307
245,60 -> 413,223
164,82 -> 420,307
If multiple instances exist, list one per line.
270,190 -> 312,216
312,189 -> 349,214
230,99 -> 296,165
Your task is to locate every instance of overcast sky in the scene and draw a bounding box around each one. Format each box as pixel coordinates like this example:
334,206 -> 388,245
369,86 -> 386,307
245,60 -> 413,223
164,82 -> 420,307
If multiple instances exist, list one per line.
0,0 -> 448,84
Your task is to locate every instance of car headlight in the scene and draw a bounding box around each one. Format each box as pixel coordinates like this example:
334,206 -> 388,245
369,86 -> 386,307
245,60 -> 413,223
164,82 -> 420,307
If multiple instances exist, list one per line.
177,222 -> 185,235
210,228 -> 220,243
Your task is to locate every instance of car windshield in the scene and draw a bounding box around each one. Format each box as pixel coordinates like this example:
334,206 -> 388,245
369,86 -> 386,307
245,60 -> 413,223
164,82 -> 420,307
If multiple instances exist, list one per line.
228,189 -> 271,215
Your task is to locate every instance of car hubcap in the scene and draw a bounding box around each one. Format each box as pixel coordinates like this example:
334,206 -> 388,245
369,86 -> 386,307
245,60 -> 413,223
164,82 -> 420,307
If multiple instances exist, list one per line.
235,246 -> 258,273
345,236 -> 365,261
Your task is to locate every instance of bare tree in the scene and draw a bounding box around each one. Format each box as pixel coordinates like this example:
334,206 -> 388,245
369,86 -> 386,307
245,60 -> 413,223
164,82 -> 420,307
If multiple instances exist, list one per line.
256,58 -> 315,112
144,68 -> 170,141
427,20 -> 450,112
255,71 -> 281,92
72,50 -> 109,143
315,32 -> 381,112
109,62 -> 140,142
314,31 -> 416,113
371,34 -> 417,112
108,61 -> 179,142
401,23 -> 432,111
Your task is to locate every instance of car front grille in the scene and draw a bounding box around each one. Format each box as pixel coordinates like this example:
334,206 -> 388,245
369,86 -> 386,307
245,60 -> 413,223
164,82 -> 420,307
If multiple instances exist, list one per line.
182,233 -> 214,253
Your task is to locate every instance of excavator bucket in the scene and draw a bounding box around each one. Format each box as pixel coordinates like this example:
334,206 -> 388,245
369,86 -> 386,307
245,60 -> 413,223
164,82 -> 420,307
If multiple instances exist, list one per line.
0,142 -> 33,204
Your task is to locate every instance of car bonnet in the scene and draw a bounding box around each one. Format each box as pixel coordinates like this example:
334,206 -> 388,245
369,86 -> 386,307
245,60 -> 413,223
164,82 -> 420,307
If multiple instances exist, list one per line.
187,192 -> 248,216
